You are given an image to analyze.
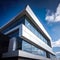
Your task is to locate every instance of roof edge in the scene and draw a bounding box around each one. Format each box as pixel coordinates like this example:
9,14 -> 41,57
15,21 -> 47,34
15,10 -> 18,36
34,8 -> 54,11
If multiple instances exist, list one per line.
25,5 -> 52,40
0,5 -> 52,41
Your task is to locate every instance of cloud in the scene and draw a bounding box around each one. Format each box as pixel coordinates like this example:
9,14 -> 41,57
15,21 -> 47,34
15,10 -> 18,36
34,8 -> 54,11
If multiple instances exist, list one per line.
52,39 -> 60,47
45,3 -> 60,22
56,52 -> 60,54
56,52 -> 60,57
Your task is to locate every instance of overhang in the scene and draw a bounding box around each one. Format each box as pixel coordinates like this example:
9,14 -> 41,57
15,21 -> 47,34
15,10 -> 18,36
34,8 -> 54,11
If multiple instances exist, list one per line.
0,5 -> 51,41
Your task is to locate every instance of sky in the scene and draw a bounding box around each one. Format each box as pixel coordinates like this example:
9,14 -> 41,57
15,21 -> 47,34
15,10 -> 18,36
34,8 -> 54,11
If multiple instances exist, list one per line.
0,0 -> 60,57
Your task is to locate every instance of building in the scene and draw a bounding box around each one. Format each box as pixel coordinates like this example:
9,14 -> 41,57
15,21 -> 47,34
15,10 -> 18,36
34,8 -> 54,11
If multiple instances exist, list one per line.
0,5 -> 56,60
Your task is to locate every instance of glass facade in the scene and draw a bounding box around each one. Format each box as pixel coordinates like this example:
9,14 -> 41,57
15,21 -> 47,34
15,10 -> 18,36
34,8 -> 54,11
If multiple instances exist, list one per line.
22,40 -> 46,57
25,18 -> 47,44
22,41 -> 32,53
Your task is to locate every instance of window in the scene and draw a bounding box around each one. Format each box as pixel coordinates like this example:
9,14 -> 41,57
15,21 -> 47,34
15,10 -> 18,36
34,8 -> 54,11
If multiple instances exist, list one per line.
32,45 -> 38,55
22,40 -> 46,57
22,41 -> 32,53
25,18 -> 48,45
40,49 -> 46,57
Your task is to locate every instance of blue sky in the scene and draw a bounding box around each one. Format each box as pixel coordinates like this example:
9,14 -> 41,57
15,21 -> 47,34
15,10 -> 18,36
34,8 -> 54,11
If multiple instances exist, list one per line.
0,0 -> 60,57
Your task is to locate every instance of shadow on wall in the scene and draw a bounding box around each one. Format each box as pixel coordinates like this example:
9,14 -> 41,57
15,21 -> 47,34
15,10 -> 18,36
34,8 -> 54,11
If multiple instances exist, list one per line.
0,32 -> 10,58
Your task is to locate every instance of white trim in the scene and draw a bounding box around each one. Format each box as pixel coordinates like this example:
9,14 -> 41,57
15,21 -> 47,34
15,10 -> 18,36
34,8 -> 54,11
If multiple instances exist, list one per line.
18,50 -> 50,60
4,25 -> 20,35
25,5 -> 51,40
0,5 -> 51,41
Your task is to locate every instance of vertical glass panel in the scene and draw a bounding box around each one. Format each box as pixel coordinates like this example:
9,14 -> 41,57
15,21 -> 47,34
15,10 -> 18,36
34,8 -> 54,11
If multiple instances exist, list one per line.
30,24 -> 35,33
40,49 -> 46,57
22,41 -> 32,53
25,19 -> 31,30
32,45 -> 38,55
43,38 -> 47,44
37,49 -> 41,55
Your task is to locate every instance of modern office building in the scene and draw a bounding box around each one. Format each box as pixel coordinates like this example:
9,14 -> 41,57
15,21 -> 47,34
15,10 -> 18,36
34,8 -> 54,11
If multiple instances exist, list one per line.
0,5 -> 56,60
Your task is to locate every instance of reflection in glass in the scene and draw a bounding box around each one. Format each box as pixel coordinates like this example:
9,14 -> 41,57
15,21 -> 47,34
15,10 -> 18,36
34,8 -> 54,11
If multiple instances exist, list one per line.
25,19 -> 47,45
22,41 -> 46,57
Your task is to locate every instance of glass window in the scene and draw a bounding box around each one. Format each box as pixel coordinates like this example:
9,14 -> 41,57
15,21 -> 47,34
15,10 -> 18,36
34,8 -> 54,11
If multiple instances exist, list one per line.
25,18 -> 48,45
43,38 -> 47,44
25,19 -> 31,30
40,49 -> 46,57
30,24 -> 35,33
22,40 -> 46,57
32,45 -> 38,55
22,41 -> 32,53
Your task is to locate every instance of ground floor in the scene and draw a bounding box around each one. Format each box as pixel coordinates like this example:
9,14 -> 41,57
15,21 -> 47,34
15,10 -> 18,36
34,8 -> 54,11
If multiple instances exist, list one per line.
1,50 -> 50,60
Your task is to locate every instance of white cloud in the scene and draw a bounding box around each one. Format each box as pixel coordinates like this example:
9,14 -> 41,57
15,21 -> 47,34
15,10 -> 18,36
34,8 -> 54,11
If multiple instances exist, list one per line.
56,52 -> 60,57
45,13 -> 55,22
52,39 -> 60,47
45,3 -> 60,22
56,52 -> 60,54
